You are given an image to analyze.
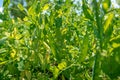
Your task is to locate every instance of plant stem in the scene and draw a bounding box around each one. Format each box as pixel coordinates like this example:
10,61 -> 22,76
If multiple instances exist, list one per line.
92,0 -> 103,80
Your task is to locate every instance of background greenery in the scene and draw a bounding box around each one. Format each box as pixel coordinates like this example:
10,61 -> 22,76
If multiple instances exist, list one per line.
0,0 -> 120,80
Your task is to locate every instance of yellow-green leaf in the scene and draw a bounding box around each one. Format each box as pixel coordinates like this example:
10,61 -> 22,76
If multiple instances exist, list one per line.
102,0 -> 111,12
58,61 -> 67,70
54,67 -> 59,78
15,34 -> 22,40
0,61 -> 8,65
82,0 -> 93,20
104,13 -> 114,33
38,53 -> 44,64
112,43 -> 120,48
28,6 -> 35,16
43,41 -> 50,51
110,35 -> 120,43
80,34 -> 89,62
42,3 -> 49,11
18,3 -> 24,11
23,16 -> 28,21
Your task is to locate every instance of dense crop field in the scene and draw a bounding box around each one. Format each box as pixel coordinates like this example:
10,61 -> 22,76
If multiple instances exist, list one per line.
0,0 -> 120,80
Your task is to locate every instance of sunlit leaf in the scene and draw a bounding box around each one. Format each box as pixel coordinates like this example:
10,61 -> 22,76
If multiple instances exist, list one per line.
112,43 -> 120,48
18,3 -> 24,11
3,0 -> 10,7
82,0 -> 93,20
110,35 -> 120,43
43,41 -> 50,51
23,16 -> 28,21
49,66 -> 59,78
0,0 -> 120,79
102,0 -> 111,13
58,61 -> 67,70
104,13 -> 114,33
0,60 -> 8,65
54,67 -> 59,78
28,6 -> 35,16
15,34 -> 22,40
42,3 -> 49,11
10,49 -> 16,58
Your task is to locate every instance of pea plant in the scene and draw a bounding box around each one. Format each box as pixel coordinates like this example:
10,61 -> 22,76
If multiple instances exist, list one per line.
0,0 -> 120,80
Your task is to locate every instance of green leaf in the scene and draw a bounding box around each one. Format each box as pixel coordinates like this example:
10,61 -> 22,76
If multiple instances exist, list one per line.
58,61 -> 67,70
18,3 -> 24,11
102,55 -> 120,79
43,41 -> 50,51
17,60 -> 24,71
103,15 -> 114,44
102,0 -> 111,13
3,0 -> 10,7
112,43 -> 120,48
25,70 -> 31,80
0,37 -> 7,46
104,13 -> 114,33
54,67 -> 59,78
42,3 -> 49,11
49,66 -> 59,79
0,60 -> 8,65
35,1 -> 41,14
7,64 -> 18,75
0,48 -> 7,54
55,17 -> 62,28
38,53 -> 44,64
82,0 -> 93,20
28,6 -> 35,16
110,35 -> 120,43
80,34 -> 89,62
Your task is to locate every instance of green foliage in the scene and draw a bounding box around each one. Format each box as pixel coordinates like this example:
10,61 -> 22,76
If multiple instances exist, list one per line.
102,0 -> 111,13
0,0 -> 120,80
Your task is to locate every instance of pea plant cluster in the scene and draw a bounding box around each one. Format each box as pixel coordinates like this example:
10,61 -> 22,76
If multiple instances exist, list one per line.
0,0 -> 120,80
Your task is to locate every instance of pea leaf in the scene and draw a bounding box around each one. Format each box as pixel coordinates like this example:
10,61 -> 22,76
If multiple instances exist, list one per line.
79,34 -> 89,62
58,61 -> 67,70
42,3 -> 49,11
0,37 -> 7,46
55,17 -> 62,28
17,60 -> 24,71
18,3 -> 24,11
25,70 -> 31,80
0,48 -> 7,54
54,67 -> 59,78
82,0 -> 93,20
102,55 -> 120,79
3,0 -> 10,7
110,35 -> 120,43
104,13 -> 114,33
102,0 -> 111,13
